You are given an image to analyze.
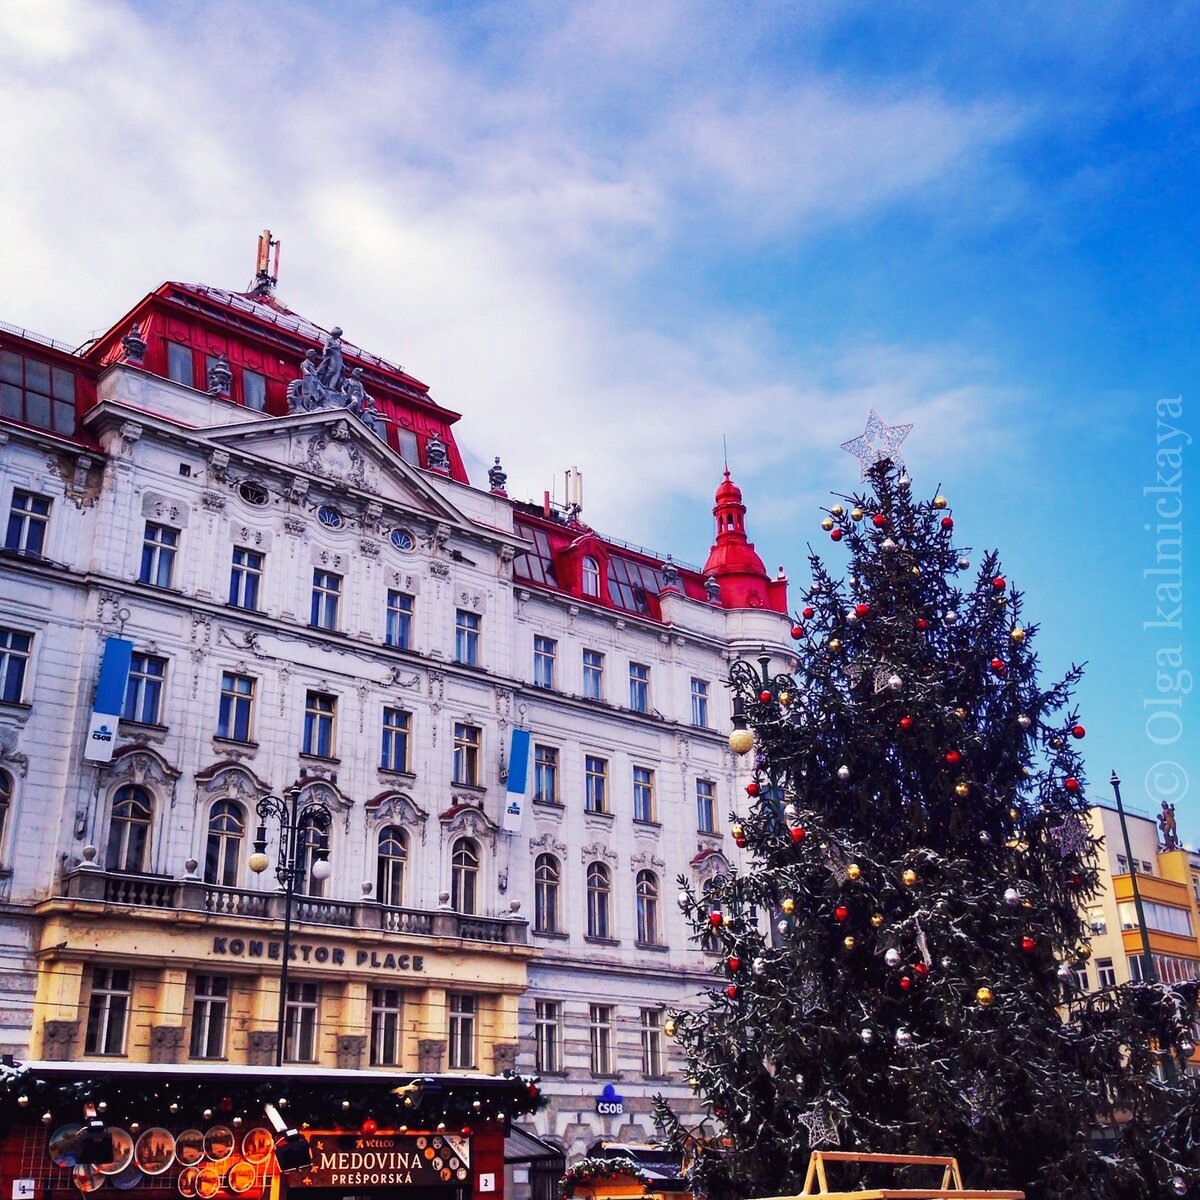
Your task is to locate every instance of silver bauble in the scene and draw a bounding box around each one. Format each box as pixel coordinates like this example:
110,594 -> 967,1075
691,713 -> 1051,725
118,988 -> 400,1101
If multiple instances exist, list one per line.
885,948 -> 902,968
1003,887 -> 1021,907
958,557 -> 970,569
895,1027 -> 913,1048
837,765 -> 851,782
860,1028 -> 875,1045
888,674 -> 903,691
979,831 -> 992,845
944,611 -> 958,625
1017,714 -> 1032,729
1171,1177 -> 1186,1196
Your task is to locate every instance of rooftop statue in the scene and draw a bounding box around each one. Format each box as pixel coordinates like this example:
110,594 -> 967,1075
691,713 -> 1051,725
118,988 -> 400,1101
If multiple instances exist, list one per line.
286,327 -> 387,439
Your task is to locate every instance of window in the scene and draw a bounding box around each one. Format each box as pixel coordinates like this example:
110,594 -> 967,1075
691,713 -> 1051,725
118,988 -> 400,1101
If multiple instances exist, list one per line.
303,691 -> 336,758
243,369 -> 266,411
581,556 -> 600,598
1142,860 -> 1154,875
448,994 -> 476,1069
589,1003 -> 614,1075
377,826 -> 408,907
0,628 -> 30,704
534,999 -> 562,1073
585,756 -> 608,814
297,814 -> 329,898
453,723 -> 480,786
534,854 -> 560,933
451,837 -> 479,914
1097,958 -> 1117,989
1088,910 -> 1108,936
5,491 -> 50,556
106,786 -> 151,872
587,862 -> 611,939
1116,854 -> 1128,873
381,707 -> 411,772
229,547 -> 263,610
0,770 -> 10,853
636,870 -> 660,944
317,506 -> 343,529
139,523 -> 178,587
534,745 -> 559,805
455,610 -> 480,666
123,653 -> 166,725
310,570 -> 342,630
283,981 -> 319,1062
641,1008 -> 664,1076
533,636 -> 557,689
390,528 -> 416,552
690,678 -> 710,728
696,779 -> 717,834
371,987 -> 404,1066
0,349 -> 76,435
167,342 -> 194,386
385,591 -> 413,649
633,766 -> 656,823
582,650 -> 604,700
1193,875 -> 1200,903
204,801 -> 244,887
217,672 -> 255,742
1073,964 -> 1090,992
1119,900 -> 1194,937
85,967 -> 131,1055
629,663 -> 650,713
238,481 -> 268,506
189,975 -> 229,1059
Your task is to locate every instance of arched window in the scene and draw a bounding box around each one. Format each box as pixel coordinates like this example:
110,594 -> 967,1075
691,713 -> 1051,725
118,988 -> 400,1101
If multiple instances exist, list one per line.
204,801 -> 245,887
636,869 -> 660,945
586,861 -> 611,940
451,837 -> 479,914
106,785 -> 151,873
534,854 -> 560,934
377,826 -> 408,907
0,770 -> 10,855
297,813 -> 329,898
581,556 -> 600,598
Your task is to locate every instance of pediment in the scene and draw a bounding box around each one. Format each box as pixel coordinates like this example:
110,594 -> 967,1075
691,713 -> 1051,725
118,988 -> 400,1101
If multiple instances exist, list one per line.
203,410 -> 468,526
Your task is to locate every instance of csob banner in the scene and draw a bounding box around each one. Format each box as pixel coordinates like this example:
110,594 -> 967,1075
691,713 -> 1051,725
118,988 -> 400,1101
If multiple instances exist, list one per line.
83,637 -> 133,763
502,728 -> 530,832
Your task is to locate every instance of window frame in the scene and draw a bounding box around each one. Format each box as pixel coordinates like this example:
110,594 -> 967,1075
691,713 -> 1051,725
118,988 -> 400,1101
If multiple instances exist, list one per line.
636,869 -> 660,945
370,986 -> 404,1067
106,785 -> 151,873
534,853 -> 561,934
5,490 -> 51,557
0,628 -> 30,705
628,662 -> 650,713
533,744 -> 559,805
641,1007 -> 664,1077
696,778 -> 717,834
585,755 -> 608,814
204,800 -> 245,887
85,966 -> 132,1056
632,766 -> 656,823
167,342 -> 195,386
189,974 -> 229,1060
385,590 -> 414,650
533,635 -> 557,689
690,677 -> 710,728
123,653 -> 167,726
283,980 -> 320,1063
448,993 -> 477,1069
455,609 -> 481,666
139,522 -> 179,588
452,722 -> 481,786
380,707 -> 412,772
534,999 -> 562,1073
0,348 -> 77,435
582,649 -> 604,700
229,546 -> 264,611
451,837 -> 480,914
217,672 -> 255,743
376,826 -> 408,907
310,569 -> 342,631
589,1003 -> 614,1075
302,691 -> 337,759
586,861 -> 612,940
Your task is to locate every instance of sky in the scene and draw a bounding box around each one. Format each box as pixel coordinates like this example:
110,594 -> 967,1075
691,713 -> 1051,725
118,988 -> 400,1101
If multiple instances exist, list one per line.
1,0 -> 1197,842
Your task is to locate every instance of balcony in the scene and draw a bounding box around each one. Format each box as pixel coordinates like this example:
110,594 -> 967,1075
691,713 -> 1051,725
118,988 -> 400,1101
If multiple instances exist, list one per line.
55,866 -> 528,945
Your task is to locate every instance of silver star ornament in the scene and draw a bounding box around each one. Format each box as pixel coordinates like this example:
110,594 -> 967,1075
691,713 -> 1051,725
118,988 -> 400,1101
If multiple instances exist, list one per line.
841,410 -> 913,478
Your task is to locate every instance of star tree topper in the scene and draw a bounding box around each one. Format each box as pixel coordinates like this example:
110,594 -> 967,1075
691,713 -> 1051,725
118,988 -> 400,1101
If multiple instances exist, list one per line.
840,410 -> 913,478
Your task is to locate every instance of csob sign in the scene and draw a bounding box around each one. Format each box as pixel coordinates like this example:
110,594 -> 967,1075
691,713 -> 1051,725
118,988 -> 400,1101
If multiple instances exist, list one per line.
595,1083 -> 624,1115
304,1132 -> 470,1190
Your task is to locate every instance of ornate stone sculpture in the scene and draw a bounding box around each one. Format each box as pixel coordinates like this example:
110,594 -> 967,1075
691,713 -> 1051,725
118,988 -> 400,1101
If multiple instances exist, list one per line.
285,327 -> 387,438
207,353 -> 232,396
424,433 -> 450,473
704,574 -> 721,603
1159,800 -> 1180,850
121,323 -> 147,365
488,456 -> 508,494
660,555 -> 680,590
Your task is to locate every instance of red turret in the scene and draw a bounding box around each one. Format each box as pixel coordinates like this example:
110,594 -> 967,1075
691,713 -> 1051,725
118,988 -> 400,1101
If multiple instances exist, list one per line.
702,469 -> 788,612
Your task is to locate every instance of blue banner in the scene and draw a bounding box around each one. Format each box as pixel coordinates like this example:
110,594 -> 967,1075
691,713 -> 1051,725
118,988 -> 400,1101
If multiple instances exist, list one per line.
503,728 -> 531,832
84,637 -> 133,763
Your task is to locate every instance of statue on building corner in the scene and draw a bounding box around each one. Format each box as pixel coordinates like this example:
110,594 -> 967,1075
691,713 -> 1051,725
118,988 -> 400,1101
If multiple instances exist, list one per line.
704,574 -> 721,603
121,323 -> 147,365
424,433 -> 450,474
207,353 -> 233,396
1159,799 -> 1180,850
488,456 -> 508,494
660,555 -> 680,591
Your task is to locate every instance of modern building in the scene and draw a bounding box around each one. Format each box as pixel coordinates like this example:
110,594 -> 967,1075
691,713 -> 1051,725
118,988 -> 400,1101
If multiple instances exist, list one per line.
0,238 -> 792,1183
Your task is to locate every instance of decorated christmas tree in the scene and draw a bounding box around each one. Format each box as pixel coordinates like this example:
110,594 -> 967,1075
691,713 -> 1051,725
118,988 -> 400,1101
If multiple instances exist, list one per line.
656,423 -> 1199,1200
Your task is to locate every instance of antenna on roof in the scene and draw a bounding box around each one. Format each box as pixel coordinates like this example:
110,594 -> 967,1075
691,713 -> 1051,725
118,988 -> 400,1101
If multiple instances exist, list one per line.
723,434 -> 729,472
250,230 -> 281,297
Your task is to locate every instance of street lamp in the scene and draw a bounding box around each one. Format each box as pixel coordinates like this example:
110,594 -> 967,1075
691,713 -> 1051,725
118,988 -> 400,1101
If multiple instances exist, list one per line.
1109,769 -> 1157,985
250,783 -> 333,1067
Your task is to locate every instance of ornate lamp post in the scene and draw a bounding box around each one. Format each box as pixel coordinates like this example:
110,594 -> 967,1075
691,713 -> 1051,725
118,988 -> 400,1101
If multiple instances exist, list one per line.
249,783 -> 333,1067
1109,769 -> 1157,986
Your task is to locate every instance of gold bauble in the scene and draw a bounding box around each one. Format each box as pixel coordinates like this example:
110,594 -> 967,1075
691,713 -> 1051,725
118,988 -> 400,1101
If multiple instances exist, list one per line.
954,707 -> 968,720
1022,900 -> 1033,909
781,897 -> 796,915
843,936 -> 857,950
1010,627 -> 1025,643
821,517 -> 835,531
828,638 -> 842,652
665,1019 -> 677,1038
910,566 -> 921,577
976,986 -> 995,1007
851,508 -> 864,521
847,863 -> 862,880
871,913 -> 885,928
779,691 -> 792,707
728,728 -> 756,755
831,505 -> 844,517
933,496 -> 948,510
1009,807 -> 1020,821
1075,945 -> 1092,961
955,782 -> 970,798
731,823 -> 744,839
902,869 -> 917,887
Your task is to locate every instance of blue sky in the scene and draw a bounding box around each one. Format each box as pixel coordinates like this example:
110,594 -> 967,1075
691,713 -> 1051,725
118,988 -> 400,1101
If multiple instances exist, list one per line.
1,0 -> 1196,840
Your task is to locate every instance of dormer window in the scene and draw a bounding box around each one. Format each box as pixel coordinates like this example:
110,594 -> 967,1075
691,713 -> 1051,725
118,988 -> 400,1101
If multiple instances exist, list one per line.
582,556 -> 600,597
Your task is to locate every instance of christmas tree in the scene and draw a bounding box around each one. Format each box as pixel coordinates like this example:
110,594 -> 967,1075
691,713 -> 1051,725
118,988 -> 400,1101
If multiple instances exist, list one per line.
656,444 -> 1199,1200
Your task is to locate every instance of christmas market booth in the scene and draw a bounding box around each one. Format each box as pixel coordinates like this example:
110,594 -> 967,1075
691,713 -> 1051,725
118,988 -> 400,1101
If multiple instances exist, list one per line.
0,1062 -> 552,1200
559,1143 -> 690,1200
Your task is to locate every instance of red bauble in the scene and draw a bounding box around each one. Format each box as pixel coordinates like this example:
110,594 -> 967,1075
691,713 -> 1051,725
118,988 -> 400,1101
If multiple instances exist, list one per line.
855,603 -> 870,618
528,1083 -> 540,1097
362,1118 -> 378,1134
746,781 -> 760,797
462,1126 -> 473,1136
834,905 -> 849,922
735,837 -> 747,849
803,606 -> 815,619
831,529 -> 843,541
1067,874 -> 1083,888
790,826 -> 806,843
916,618 -> 929,631
708,911 -> 723,926
726,985 -> 738,999
1021,936 -> 1036,954
913,962 -> 930,978
945,750 -> 961,765
990,657 -> 1005,674
899,976 -> 912,991
993,576 -> 1007,591
872,514 -> 887,528
728,956 -> 741,972
1065,777 -> 1080,793
941,516 -> 954,529
899,716 -> 914,731
1072,724 -> 1086,739
791,625 -> 804,639
759,689 -> 772,704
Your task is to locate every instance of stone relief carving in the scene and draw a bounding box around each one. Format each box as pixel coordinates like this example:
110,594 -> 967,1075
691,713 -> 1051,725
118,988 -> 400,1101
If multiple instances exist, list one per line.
630,850 -> 666,872
298,425 -> 368,488
529,833 -> 567,855
580,842 -> 618,865
383,666 -> 420,690
0,725 -> 29,777
207,450 -> 231,482
201,490 -> 226,511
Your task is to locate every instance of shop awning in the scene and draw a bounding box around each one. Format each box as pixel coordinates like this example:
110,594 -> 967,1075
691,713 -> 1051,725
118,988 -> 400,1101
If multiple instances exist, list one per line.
505,1125 -> 564,1164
